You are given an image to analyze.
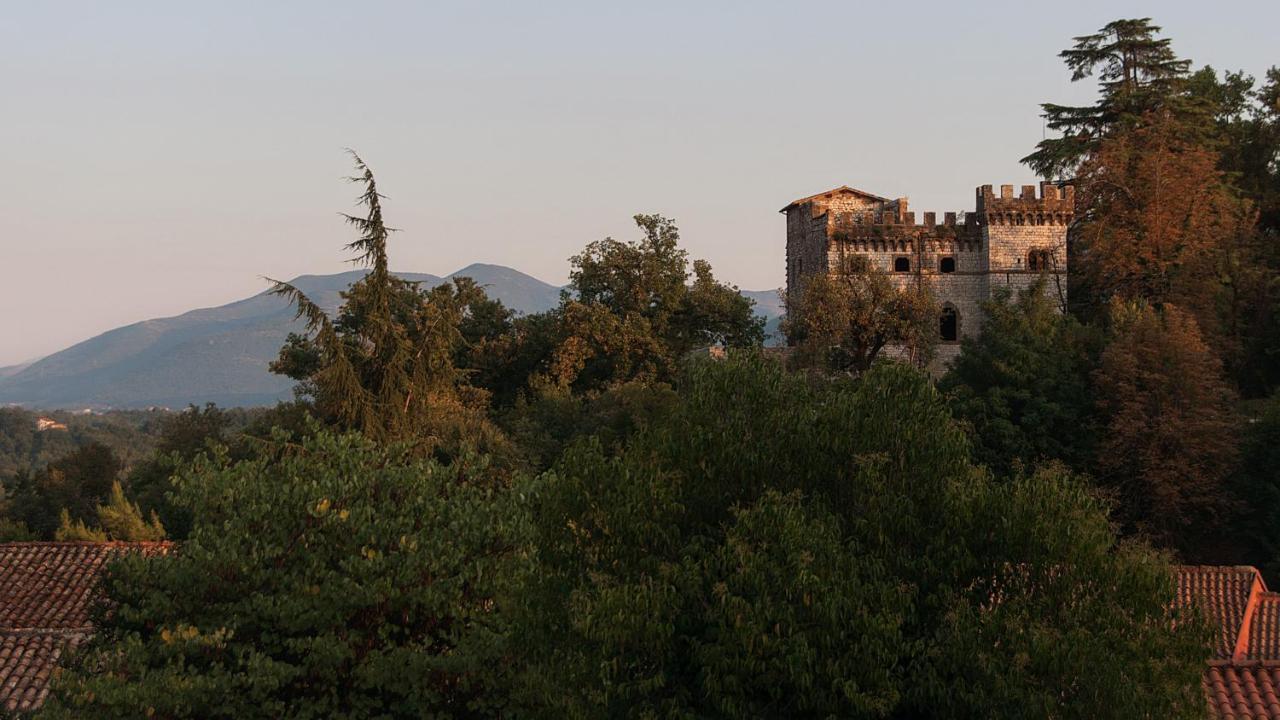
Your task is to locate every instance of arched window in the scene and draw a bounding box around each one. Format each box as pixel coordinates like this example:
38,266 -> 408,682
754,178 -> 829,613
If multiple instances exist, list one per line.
1027,249 -> 1051,272
893,257 -> 910,272
940,306 -> 959,342
939,256 -> 956,273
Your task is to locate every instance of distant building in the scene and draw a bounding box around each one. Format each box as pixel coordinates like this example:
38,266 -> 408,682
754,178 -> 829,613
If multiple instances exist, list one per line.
781,183 -> 1073,369
34,417 -> 66,432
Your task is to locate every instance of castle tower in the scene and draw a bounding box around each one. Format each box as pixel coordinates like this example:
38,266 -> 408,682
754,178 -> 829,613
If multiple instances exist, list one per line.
780,181 -> 1073,371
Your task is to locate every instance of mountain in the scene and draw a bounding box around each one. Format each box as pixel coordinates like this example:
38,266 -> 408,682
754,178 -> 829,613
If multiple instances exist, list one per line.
0,266 -> 781,409
0,362 -> 33,380
740,289 -> 785,346
0,265 -> 561,409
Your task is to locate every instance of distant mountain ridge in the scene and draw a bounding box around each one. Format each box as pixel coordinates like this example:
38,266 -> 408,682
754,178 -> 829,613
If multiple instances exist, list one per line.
0,265 -> 783,409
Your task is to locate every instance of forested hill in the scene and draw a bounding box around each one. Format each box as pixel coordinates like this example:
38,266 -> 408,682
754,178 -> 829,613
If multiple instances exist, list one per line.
0,265 -> 784,410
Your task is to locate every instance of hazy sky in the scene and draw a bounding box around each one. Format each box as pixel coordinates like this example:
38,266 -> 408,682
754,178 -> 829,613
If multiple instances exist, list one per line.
2,1 -> 1277,365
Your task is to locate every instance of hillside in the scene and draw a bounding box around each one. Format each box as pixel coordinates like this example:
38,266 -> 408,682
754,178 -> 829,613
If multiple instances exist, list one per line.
0,266 -> 783,409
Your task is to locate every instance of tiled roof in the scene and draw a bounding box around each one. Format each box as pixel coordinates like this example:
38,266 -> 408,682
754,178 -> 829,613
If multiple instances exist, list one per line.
1176,566 -> 1261,659
0,633 -> 85,714
1178,566 -> 1280,719
0,542 -> 172,714
1249,593 -> 1280,662
1205,663 -> 1280,720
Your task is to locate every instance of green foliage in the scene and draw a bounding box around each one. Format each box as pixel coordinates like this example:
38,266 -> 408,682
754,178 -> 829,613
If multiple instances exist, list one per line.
1024,18 -> 1200,178
54,508 -> 108,542
0,516 -> 35,541
269,152 -> 505,455
497,379 -> 679,473
98,481 -> 166,541
782,255 -> 938,375
510,355 -> 1209,718
127,404 -> 235,539
0,406 -> 163,479
1235,392 -> 1280,584
3,442 -> 122,538
941,279 -> 1104,477
40,429 -> 517,719
500,214 -> 763,397
53,482 -> 164,542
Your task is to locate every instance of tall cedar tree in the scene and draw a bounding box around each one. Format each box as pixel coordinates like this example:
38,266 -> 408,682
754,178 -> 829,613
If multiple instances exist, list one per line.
1023,18 -> 1197,179
268,153 -> 504,452
782,255 -> 937,374
1093,302 -> 1240,557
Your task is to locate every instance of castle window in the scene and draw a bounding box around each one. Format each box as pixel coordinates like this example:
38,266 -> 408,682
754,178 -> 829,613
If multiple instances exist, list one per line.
939,256 -> 956,273
1027,249 -> 1051,272
893,257 -> 910,272
940,306 -> 959,342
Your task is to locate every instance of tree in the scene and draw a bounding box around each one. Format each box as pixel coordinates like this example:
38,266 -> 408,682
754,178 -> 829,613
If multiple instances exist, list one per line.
1024,18 -> 1197,179
941,279 -> 1103,477
1189,65 -> 1280,395
1071,110 -> 1254,328
782,255 -> 937,374
127,404 -> 234,539
268,152 -> 505,455
53,482 -> 164,542
40,429 -> 517,719
1233,392 -> 1280,585
3,442 -> 121,538
526,214 -> 763,393
1093,302 -> 1240,556
510,355 -> 1209,718
487,215 -> 762,469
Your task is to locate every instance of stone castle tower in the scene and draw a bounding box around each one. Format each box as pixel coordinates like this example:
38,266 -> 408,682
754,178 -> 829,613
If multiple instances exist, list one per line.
781,182 -> 1074,366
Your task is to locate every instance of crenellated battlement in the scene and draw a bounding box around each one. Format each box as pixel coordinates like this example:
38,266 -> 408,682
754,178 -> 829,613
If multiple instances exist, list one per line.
875,209 -> 970,228
975,182 -> 1074,225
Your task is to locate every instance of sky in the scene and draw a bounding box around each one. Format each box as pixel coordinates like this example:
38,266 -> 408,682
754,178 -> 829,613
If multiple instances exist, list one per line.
1,1 -> 1277,365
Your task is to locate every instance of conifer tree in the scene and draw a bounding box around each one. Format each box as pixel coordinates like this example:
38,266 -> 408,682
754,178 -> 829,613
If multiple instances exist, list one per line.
268,152 -> 502,451
1024,18 -> 1197,179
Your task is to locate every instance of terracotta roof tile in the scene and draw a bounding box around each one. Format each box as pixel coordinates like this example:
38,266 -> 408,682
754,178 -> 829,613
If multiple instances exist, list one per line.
0,542 -> 172,714
1177,566 -> 1262,659
0,542 -> 170,631
0,633 -> 85,714
1248,594 -> 1280,662
1204,664 -> 1280,719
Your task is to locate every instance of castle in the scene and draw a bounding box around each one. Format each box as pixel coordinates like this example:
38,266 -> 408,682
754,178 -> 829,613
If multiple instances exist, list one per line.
781,182 -> 1073,366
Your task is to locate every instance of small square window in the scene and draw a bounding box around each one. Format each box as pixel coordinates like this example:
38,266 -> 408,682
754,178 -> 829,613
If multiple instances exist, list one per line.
940,257 -> 956,273
893,257 -> 910,272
